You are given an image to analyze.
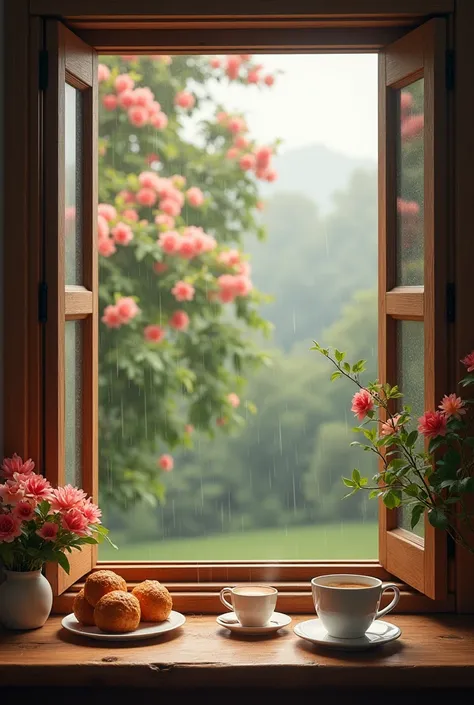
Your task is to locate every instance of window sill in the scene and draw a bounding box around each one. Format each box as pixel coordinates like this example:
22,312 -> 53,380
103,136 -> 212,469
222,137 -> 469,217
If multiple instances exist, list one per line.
1,614 -> 473,690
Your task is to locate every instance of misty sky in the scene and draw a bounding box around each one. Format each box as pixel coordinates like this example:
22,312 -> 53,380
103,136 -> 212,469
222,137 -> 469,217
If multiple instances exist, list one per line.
186,54 -> 378,161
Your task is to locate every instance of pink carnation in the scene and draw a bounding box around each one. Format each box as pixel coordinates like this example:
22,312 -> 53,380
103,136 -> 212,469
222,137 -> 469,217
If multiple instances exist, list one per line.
380,414 -> 402,437
122,208 -> 139,222
218,250 -> 241,267
97,215 -> 110,240
461,351 -> 474,373
102,305 -> 122,328
170,310 -> 189,331
234,135 -> 249,149
98,238 -> 116,257
227,393 -> 240,408
178,235 -> 197,259
158,454 -> 174,472
263,168 -> 278,182
128,105 -> 149,127
255,146 -> 272,170
158,230 -> 180,254
438,394 -> 466,419
400,91 -> 414,114
118,189 -> 135,204
1,454 -> 35,480
150,111 -> 168,129
102,94 -> 118,111
186,187 -> 204,207
247,69 -> 261,84
112,222 -> 134,246
351,389 -> 375,420
160,198 -> 181,217
98,203 -> 117,222
155,214 -> 175,229
144,325 -> 165,343
116,297 -> 140,323
397,198 -> 420,217
115,73 -> 134,93
148,101 -> 162,116
14,500 -> 36,522
233,275 -> 252,296
418,411 -> 448,439
36,522 -> 59,542
264,75 -> 275,86
0,480 -> 25,505
80,497 -> 102,525
51,484 -> 86,512
133,87 -> 154,108
239,153 -> 256,171
171,281 -> 195,302
0,514 -> 22,543
61,508 -> 90,536
227,117 -> 245,134
98,63 -> 110,82
117,89 -> 136,109
174,91 -> 195,109
136,187 -> 157,207
23,474 -> 54,503
138,171 -> 161,190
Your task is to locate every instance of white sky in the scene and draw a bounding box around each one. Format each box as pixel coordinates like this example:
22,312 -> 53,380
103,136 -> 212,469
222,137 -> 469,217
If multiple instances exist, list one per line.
186,54 -> 378,160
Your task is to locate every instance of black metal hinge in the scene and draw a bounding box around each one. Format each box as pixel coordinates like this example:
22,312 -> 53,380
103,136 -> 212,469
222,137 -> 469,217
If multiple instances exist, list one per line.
446,49 -> 455,91
39,50 -> 48,91
38,282 -> 48,323
446,282 -> 456,323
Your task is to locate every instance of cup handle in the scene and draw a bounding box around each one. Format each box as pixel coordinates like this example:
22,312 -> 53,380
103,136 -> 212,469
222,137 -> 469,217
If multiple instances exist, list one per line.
220,587 -> 234,612
376,584 -> 400,620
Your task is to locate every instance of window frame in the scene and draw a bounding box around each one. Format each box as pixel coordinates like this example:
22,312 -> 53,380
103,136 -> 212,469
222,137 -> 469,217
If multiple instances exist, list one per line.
5,0 -> 474,613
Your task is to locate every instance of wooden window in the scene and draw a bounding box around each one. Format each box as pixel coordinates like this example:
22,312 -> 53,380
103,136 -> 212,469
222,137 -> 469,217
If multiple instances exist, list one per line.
378,19 -> 448,599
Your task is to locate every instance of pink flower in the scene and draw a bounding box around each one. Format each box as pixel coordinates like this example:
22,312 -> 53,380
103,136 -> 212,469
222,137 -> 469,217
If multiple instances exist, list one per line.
247,69 -> 261,84
1,454 -> 35,480
227,393 -> 240,408
186,187 -> 204,208
185,424 -> 194,434
226,56 -> 242,80
233,275 -> 252,296
118,189 -> 135,204
51,484 -> 86,512
240,54 -> 253,61
401,114 -> 424,141
351,389 -> 375,420
255,146 -> 272,170
144,325 -> 165,343
439,394 -> 466,419
217,274 -> 252,299
218,249 -> 240,267
122,208 -> 139,222
154,54 -> 172,65
170,310 -> 189,331
102,94 -> 117,111
102,304 -> 122,328
158,454 -> 174,472
117,89 -> 136,109
98,238 -> 116,257
37,521 -> 59,542
263,168 -> 278,182
239,154 -> 256,171
137,172 -> 159,191
98,64 -> 110,82
112,222 -> 134,246
146,152 -> 160,165
116,297 -> 140,323
158,230 -> 181,254
98,203 -> 117,222
418,410 -> 448,439
227,117 -> 245,134
380,414 -> 402,437
115,73 -> 134,93
0,481 -> 25,505
155,214 -> 175,229
0,514 -> 22,543
174,91 -> 195,109
121,55 -> 138,61
397,198 -> 420,217
133,87 -> 154,107
150,111 -> 168,129
61,508 -> 90,536
264,75 -> 275,86
177,235 -> 196,260
80,497 -> 102,525
153,262 -> 168,274
210,57 -> 221,68
136,187 -> 157,207
148,101 -> 162,117
23,474 -> 54,503
128,105 -> 149,127
226,147 -> 240,160
256,200 -> 264,211
218,289 -> 235,303
171,281 -> 195,302
97,215 -> 110,240
216,111 -> 228,124
400,91 -> 414,114
14,500 -> 36,522
234,135 -> 249,149
160,198 -> 181,216
461,351 -> 474,373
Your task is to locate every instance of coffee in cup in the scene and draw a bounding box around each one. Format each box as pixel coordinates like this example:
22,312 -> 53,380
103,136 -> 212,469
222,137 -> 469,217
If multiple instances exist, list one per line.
220,585 -> 277,627
311,574 -> 400,639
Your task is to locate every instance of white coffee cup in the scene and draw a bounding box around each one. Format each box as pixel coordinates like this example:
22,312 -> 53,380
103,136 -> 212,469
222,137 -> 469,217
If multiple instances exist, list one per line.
220,585 -> 278,627
311,574 -> 400,639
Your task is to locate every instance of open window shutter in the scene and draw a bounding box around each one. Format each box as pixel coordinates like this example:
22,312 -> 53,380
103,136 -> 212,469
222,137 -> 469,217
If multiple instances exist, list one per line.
44,22 -> 98,594
378,19 -> 448,599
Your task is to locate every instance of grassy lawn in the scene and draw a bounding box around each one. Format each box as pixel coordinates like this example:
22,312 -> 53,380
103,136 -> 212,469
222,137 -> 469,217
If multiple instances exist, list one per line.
100,522 -> 377,561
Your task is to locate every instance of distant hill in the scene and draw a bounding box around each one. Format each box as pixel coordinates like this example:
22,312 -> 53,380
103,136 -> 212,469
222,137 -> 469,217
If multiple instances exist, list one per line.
260,143 -> 376,211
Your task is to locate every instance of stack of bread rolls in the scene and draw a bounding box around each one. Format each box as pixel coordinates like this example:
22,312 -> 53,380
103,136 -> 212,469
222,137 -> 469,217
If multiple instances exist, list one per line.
73,569 -> 173,633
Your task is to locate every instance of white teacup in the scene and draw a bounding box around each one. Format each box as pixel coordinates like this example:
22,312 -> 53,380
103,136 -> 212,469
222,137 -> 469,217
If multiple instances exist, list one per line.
220,585 -> 278,627
311,574 -> 400,639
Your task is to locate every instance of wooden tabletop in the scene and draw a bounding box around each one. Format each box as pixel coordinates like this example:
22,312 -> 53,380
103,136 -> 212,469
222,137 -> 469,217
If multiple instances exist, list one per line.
1,614 -> 474,689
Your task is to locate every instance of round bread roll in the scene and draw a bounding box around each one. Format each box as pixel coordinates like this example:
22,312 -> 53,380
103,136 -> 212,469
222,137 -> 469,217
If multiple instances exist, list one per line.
132,580 -> 173,622
73,588 -> 95,626
94,591 -> 141,633
84,569 -> 127,607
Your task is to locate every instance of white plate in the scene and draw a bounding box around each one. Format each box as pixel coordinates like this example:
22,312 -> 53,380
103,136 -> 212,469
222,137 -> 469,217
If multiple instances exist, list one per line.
61,610 -> 186,641
216,611 -> 291,634
294,619 -> 401,651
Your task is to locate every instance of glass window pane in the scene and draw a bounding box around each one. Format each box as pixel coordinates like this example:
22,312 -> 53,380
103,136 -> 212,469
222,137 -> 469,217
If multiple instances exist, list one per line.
65,321 -> 82,487
397,320 -> 424,537
65,83 -> 83,285
396,78 -> 424,286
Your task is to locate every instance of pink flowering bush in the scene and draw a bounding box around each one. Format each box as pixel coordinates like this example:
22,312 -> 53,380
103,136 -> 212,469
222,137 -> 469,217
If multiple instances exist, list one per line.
313,343 -> 474,550
0,455 -> 113,572
97,55 -> 276,506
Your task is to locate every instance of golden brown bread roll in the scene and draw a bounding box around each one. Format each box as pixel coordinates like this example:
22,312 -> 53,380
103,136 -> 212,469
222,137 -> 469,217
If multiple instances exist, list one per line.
132,580 -> 173,622
73,588 -> 96,626
94,591 -> 141,633
84,569 -> 127,607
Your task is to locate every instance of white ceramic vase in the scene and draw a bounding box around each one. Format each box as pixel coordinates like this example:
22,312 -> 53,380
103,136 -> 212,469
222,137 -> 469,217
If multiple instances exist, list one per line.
0,569 -> 53,630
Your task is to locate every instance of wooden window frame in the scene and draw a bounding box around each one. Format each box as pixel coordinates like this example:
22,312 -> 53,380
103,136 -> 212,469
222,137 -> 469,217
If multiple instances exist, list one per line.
4,0 -> 474,613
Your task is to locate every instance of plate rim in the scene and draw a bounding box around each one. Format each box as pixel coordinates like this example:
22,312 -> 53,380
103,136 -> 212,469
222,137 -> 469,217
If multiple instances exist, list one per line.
61,609 -> 186,641
293,618 -> 401,649
216,611 -> 292,632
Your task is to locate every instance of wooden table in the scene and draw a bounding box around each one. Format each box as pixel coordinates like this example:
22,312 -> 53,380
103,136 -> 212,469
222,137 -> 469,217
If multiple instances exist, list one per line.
1,614 -> 474,703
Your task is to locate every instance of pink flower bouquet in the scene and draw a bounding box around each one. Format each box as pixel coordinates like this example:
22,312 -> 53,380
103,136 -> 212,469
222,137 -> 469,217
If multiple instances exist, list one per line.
0,455 -> 114,573
312,343 -> 474,552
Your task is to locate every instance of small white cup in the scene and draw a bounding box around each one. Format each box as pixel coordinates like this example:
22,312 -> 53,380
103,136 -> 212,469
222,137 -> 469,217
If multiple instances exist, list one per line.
311,574 -> 400,639
220,585 -> 278,627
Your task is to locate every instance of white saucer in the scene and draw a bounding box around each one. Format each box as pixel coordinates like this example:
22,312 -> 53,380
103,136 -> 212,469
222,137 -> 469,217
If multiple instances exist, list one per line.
294,619 -> 401,651
61,610 -> 186,641
217,611 -> 291,634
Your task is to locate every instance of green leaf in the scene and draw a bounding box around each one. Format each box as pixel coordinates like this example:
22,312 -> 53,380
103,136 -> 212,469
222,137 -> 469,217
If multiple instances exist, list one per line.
389,458 -> 409,472
383,490 -> 401,509
330,371 -> 342,382
458,477 -> 474,494
334,349 -> 345,363
352,468 -> 361,485
404,483 -> 421,498
54,551 -> 71,574
369,489 -> 381,500
406,430 -> 418,448
343,477 -> 355,488
428,508 -> 449,530
411,504 -> 425,530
